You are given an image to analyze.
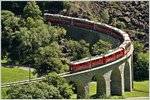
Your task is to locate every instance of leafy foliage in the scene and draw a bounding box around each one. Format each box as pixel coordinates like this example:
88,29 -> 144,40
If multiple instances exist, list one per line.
7,82 -> 62,99
133,41 -> 144,55
116,20 -> 126,29
1,10 -> 21,59
92,40 -> 112,56
42,72 -> 73,99
101,9 -> 110,23
66,40 -> 90,60
133,41 -> 148,80
1,1 -> 68,75
23,1 -> 42,19
134,52 -> 149,80
6,72 -> 73,99
63,1 -> 72,9
34,43 -> 69,76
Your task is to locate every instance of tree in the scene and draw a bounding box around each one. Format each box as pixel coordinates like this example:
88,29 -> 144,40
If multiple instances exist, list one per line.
23,1 -> 42,19
133,41 -> 144,56
134,52 -> 149,80
101,9 -> 110,23
66,40 -> 90,60
7,82 -> 62,99
132,41 -> 149,80
1,2 -> 68,74
1,10 -> 21,59
7,72 -> 73,99
34,43 -> 69,76
92,40 -> 112,56
42,72 -> 73,99
48,26 -> 67,43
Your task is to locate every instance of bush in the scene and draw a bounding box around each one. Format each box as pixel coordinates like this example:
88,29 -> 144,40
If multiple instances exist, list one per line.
92,40 -> 112,56
133,41 -> 148,80
66,40 -> 90,60
63,1 -> 72,9
116,20 -> 126,29
110,1 -> 120,9
101,9 -> 110,23
134,52 -> 149,81
6,72 -> 73,99
7,82 -> 62,99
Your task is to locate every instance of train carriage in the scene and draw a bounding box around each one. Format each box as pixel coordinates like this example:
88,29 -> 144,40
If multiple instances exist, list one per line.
119,41 -> 131,54
44,13 -> 71,24
111,29 -> 124,41
95,24 -> 112,34
70,55 -> 103,72
103,47 -> 124,63
73,18 -> 94,29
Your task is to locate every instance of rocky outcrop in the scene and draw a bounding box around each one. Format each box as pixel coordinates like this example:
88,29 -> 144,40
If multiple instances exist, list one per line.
60,1 -> 149,50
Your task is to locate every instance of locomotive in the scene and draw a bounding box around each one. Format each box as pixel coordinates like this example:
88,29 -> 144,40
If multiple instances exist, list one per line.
44,13 -> 132,72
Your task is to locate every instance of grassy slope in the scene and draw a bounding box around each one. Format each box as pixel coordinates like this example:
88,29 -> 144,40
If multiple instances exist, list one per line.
1,66 -> 36,83
1,66 -> 36,98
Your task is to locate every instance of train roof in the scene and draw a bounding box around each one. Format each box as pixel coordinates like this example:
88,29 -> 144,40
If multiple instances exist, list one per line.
103,47 -> 123,57
70,55 -> 103,65
44,13 -> 73,19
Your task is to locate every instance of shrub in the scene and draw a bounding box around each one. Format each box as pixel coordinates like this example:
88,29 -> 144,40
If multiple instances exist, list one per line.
116,20 -> 126,29
101,9 -> 110,23
134,52 -> 149,81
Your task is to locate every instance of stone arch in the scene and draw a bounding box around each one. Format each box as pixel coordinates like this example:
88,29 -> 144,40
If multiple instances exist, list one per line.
124,61 -> 132,91
89,75 -> 97,97
92,75 -> 96,81
110,68 -> 122,95
71,80 -> 88,98
95,74 -> 106,96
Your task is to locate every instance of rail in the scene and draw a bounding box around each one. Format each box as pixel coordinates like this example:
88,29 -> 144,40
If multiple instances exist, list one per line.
1,72 -> 70,88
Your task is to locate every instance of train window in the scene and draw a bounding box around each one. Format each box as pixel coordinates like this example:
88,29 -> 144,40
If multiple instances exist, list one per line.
79,64 -> 81,66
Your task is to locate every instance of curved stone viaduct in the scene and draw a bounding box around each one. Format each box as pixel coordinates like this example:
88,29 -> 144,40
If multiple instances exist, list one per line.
46,15 -> 134,98
1,14 -> 134,99
61,45 -> 133,98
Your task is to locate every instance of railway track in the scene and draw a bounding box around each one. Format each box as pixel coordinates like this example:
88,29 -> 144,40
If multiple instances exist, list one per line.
1,72 -> 70,88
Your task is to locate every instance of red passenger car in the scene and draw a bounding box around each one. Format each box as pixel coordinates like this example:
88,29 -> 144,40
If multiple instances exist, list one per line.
73,19 -> 94,29
70,56 -> 103,72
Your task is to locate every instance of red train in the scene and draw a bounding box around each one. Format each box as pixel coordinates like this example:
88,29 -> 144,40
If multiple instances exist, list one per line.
70,41 -> 131,72
44,13 -> 132,72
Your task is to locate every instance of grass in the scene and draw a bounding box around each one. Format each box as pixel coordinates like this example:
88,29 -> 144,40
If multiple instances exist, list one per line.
1,66 -> 36,83
122,81 -> 149,98
71,80 -> 149,99
1,66 -> 36,98
111,80 -> 149,99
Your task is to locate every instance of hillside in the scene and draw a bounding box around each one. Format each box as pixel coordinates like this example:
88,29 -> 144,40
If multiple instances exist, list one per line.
61,1 -> 149,51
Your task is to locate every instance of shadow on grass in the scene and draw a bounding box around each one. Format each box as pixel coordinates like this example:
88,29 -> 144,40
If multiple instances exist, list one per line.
134,89 -> 149,93
90,94 -> 97,99
90,94 -> 112,99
